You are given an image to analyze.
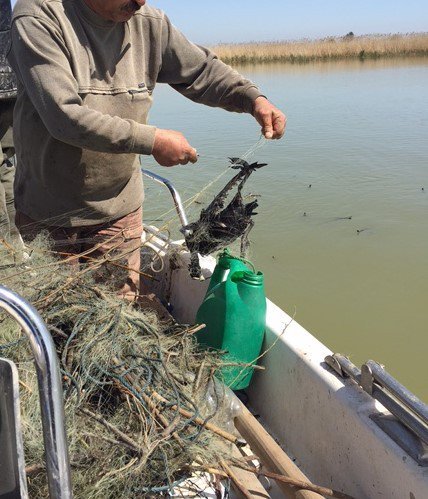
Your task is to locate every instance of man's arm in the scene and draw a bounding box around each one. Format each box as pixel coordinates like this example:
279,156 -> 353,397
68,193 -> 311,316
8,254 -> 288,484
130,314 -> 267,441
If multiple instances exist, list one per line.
8,16 -> 156,155
157,15 -> 286,140
157,15 -> 260,114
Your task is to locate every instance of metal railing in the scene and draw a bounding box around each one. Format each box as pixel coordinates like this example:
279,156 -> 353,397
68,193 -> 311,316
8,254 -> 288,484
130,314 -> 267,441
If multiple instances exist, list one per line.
0,286 -> 72,498
325,354 -> 428,447
141,168 -> 191,236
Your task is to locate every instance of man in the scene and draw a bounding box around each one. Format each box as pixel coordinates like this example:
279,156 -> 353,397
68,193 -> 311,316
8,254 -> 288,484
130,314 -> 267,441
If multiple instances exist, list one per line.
8,0 -> 286,299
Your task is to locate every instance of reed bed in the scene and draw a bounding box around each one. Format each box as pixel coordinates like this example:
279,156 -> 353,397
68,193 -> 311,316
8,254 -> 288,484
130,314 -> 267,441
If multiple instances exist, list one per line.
211,33 -> 428,65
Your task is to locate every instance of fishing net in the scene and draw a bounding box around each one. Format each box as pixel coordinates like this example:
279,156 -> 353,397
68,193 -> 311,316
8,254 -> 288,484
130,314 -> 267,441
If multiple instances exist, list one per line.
182,158 -> 267,278
0,137 -> 272,496
0,236 -> 238,498
141,136 -> 269,275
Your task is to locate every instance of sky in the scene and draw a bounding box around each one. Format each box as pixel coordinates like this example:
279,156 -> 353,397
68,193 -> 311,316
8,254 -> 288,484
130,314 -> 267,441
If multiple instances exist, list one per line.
149,0 -> 428,45
9,0 -> 428,45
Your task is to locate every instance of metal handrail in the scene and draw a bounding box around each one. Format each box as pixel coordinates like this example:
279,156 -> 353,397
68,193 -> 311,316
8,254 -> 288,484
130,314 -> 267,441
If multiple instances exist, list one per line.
365,359 -> 428,425
0,286 -> 72,499
325,354 -> 428,445
141,168 -> 192,236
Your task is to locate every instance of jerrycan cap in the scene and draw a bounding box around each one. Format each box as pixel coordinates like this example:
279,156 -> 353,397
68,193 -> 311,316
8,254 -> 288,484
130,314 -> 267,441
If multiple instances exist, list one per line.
231,270 -> 264,286
217,256 -> 231,270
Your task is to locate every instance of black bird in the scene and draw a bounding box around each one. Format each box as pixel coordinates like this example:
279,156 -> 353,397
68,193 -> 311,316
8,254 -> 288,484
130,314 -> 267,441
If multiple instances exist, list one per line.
183,158 -> 267,277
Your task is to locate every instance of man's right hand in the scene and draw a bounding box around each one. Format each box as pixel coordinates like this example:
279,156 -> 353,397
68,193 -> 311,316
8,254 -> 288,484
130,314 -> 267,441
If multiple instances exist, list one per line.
152,129 -> 198,167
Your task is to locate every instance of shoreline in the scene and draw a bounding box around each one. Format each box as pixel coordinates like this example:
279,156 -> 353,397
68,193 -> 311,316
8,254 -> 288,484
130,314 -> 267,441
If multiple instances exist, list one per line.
210,33 -> 428,65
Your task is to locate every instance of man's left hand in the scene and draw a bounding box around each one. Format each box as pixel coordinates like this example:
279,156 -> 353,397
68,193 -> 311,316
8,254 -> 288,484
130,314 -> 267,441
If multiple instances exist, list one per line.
252,96 -> 286,140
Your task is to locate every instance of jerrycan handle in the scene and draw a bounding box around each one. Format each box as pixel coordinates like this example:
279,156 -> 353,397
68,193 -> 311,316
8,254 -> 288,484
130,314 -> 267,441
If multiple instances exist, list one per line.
206,250 -> 258,295
218,249 -> 256,273
216,255 -> 234,281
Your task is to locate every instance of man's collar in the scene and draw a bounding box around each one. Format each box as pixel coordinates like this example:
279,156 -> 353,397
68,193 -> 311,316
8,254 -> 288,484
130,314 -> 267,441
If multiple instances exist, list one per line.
75,0 -> 117,28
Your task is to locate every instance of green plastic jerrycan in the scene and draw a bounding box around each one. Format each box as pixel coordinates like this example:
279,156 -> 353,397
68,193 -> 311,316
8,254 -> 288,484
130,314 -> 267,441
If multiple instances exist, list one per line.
196,250 -> 266,390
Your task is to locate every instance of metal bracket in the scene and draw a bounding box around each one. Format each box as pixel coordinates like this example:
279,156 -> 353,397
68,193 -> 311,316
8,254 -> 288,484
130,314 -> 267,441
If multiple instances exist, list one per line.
324,353 -> 428,463
361,363 -> 374,395
324,354 -> 345,377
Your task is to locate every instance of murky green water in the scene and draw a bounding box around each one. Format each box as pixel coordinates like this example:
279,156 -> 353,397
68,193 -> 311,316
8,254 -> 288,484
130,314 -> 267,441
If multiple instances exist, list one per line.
142,58 -> 428,400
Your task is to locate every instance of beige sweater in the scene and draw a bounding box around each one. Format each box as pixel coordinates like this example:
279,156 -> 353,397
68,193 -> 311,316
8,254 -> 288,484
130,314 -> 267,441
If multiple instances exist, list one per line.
8,0 -> 262,226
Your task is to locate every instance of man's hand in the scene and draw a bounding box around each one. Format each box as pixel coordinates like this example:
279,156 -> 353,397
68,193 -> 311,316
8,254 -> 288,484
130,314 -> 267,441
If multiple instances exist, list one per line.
152,129 -> 198,167
252,96 -> 286,140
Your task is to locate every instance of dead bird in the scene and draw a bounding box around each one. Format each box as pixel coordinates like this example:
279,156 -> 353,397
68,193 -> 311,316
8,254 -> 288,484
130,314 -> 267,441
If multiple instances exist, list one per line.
183,158 -> 267,277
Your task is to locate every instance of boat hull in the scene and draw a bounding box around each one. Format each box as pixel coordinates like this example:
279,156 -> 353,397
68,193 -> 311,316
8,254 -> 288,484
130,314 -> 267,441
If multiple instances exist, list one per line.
143,228 -> 428,498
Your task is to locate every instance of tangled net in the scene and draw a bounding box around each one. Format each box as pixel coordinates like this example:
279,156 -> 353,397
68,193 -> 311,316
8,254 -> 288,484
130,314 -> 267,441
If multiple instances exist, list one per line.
0,237 -> 236,498
183,158 -> 267,278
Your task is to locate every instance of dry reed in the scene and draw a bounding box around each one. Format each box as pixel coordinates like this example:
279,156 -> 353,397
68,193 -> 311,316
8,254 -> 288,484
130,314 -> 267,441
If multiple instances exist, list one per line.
211,33 -> 428,65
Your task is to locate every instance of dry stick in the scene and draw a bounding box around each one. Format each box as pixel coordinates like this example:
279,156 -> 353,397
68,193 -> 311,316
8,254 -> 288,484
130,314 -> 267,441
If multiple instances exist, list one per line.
193,358 -> 206,397
79,407 -> 141,453
83,432 -> 137,452
235,403 -> 322,499
112,358 -> 271,499
230,445 -> 270,499
98,457 -> 139,482
118,382 -> 185,451
189,463 -> 354,499
0,238 -> 16,253
239,454 -> 259,463
230,461 -> 356,499
112,357 -> 186,449
186,323 -> 206,335
182,464 -> 228,479
49,325 -> 69,339
18,379 -> 33,393
150,389 -> 244,446
220,460 -> 253,499
65,345 -> 75,375
112,356 -> 241,447
26,459 -> 96,476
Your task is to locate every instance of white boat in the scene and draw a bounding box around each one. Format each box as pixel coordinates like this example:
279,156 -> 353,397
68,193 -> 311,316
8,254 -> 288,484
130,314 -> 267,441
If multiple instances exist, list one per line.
1,0 -> 427,488
142,223 -> 428,499
1,167 -> 428,499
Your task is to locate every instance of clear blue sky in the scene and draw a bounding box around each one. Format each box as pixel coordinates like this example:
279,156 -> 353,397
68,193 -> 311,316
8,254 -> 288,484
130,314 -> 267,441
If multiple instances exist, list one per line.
10,0 -> 428,44
149,0 -> 427,44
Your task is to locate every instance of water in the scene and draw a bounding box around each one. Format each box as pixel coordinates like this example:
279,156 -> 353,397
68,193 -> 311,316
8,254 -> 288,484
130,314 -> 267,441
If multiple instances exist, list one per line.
142,58 -> 428,400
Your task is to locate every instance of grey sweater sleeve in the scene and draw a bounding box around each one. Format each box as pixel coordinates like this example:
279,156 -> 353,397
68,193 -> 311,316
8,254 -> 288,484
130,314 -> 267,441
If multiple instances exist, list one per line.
8,16 -> 156,155
157,15 -> 263,114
